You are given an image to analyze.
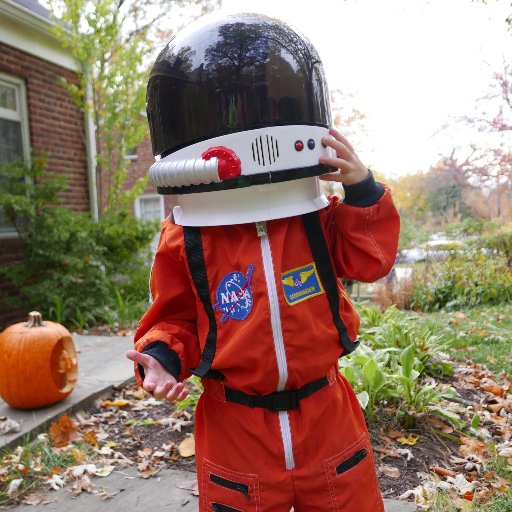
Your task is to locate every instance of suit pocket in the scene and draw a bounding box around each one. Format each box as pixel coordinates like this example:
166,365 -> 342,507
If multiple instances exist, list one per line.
203,459 -> 260,512
323,435 -> 383,512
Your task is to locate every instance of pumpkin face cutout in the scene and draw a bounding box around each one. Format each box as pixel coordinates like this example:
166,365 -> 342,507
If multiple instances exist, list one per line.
0,312 -> 78,409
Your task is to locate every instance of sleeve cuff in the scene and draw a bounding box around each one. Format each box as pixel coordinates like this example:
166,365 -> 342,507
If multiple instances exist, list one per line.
140,341 -> 181,381
342,170 -> 385,207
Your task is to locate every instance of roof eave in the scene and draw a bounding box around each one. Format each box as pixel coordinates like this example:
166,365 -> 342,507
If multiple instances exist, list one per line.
0,0 -> 55,39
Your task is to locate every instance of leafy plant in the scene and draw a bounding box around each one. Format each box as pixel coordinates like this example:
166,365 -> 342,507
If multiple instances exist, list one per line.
339,344 -> 398,422
176,376 -> 204,412
346,304 -> 459,426
395,345 -> 458,428
0,158 -> 157,329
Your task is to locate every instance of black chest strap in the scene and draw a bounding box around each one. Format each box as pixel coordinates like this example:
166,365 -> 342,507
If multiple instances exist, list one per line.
301,211 -> 359,357
183,226 -> 223,380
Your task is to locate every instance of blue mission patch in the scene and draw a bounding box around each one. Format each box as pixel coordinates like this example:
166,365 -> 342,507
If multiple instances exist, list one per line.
282,262 -> 324,305
214,264 -> 255,323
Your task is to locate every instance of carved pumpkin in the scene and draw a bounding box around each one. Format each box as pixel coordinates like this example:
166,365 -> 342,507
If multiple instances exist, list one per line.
0,312 -> 78,409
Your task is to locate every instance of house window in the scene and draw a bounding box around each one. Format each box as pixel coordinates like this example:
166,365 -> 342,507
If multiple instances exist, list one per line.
0,74 -> 30,236
125,146 -> 138,160
134,194 -> 165,222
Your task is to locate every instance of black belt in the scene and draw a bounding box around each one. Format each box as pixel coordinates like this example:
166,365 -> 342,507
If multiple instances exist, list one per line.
224,375 -> 329,412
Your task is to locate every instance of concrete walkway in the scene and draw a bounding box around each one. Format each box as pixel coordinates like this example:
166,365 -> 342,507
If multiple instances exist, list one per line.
2,334 -> 417,511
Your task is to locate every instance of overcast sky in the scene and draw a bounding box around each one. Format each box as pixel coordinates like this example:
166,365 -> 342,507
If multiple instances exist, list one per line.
219,0 -> 512,177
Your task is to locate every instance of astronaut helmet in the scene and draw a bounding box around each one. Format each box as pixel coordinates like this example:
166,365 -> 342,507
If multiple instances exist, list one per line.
146,11 -> 336,226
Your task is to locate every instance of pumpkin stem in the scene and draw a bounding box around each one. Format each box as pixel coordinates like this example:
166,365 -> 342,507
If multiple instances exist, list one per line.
25,311 -> 45,327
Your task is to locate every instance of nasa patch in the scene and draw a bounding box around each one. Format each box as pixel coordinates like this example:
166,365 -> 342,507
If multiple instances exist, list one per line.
282,262 -> 324,306
214,264 -> 255,323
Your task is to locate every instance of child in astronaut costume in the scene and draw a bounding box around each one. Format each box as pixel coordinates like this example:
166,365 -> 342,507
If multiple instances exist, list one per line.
126,12 -> 400,512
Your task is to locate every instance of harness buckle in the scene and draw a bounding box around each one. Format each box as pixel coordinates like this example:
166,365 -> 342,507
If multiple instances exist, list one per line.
267,390 -> 300,412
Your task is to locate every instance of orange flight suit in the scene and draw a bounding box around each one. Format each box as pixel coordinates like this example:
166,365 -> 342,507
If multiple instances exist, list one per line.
133,183 -> 400,511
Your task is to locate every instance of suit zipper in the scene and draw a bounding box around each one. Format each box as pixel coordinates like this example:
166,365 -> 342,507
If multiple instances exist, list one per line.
256,221 -> 295,470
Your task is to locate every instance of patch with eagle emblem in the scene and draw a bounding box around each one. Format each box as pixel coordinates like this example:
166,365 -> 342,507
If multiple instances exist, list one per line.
281,262 -> 324,305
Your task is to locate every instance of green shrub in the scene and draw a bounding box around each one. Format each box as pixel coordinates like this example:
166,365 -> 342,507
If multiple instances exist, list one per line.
410,248 -> 512,312
479,230 -> 512,269
0,156 -> 158,328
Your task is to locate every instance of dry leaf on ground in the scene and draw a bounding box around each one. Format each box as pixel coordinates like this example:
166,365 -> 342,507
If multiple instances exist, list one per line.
379,465 -> 400,478
49,414 -> 81,447
178,435 -> 195,457
176,479 -> 199,496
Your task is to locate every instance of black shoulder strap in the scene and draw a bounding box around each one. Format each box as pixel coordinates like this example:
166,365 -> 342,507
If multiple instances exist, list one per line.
302,211 -> 359,357
182,226 -> 223,380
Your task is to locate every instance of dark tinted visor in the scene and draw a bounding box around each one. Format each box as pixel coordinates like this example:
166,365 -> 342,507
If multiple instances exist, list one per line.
147,14 -> 332,157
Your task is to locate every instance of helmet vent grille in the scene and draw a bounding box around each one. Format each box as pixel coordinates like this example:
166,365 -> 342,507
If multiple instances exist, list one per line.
251,134 -> 279,166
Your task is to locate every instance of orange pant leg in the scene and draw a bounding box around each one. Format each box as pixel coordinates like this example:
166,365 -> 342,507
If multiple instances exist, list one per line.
195,372 -> 384,512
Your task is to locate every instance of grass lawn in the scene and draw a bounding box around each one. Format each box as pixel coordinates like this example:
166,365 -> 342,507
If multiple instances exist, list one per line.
414,304 -> 512,376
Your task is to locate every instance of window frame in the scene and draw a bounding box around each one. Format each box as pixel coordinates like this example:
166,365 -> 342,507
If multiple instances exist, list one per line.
0,73 -> 31,239
125,147 -> 138,160
134,193 -> 165,222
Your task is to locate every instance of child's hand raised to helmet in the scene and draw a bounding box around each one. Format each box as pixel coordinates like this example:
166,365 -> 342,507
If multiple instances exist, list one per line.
319,128 -> 369,186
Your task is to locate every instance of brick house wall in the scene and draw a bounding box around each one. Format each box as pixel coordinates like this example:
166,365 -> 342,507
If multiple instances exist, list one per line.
0,41 -> 89,328
0,42 -> 89,211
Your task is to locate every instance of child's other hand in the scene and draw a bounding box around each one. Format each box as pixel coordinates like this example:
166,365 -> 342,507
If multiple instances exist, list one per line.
125,350 -> 189,403
319,128 -> 369,186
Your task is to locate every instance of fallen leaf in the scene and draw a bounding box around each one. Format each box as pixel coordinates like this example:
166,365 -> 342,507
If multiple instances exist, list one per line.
133,388 -> 147,400
428,415 -> 454,433
462,491 -> 474,501
0,417 -> 21,435
387,429 -> 404,440
397,448 -> 414,461
21,492 -> 44,506
378,464 -> 400,478
92,465 -> 115,477
49,414 -> 81,447
498,447 -> 512,458
374,446 -> 401,459
162,441 -> 175,452
45,474 -> 65,491
137,447 -> 153,458
137,461 -> 162,479
176,479 -> 199,496
433,466 -> 456,478
158,416 -> 193,432
74,412 -> 96,427
70,474 -> 93,496
101,399 -> 131,408
70,448 -> 87,462
7,478 -> 23,497
83,429 -> 99,446
398,434 -> 419,446
459,435 -> 490,460
446,473 -> 477,495
97,489 -> 119,500
178,435 -> 195,457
